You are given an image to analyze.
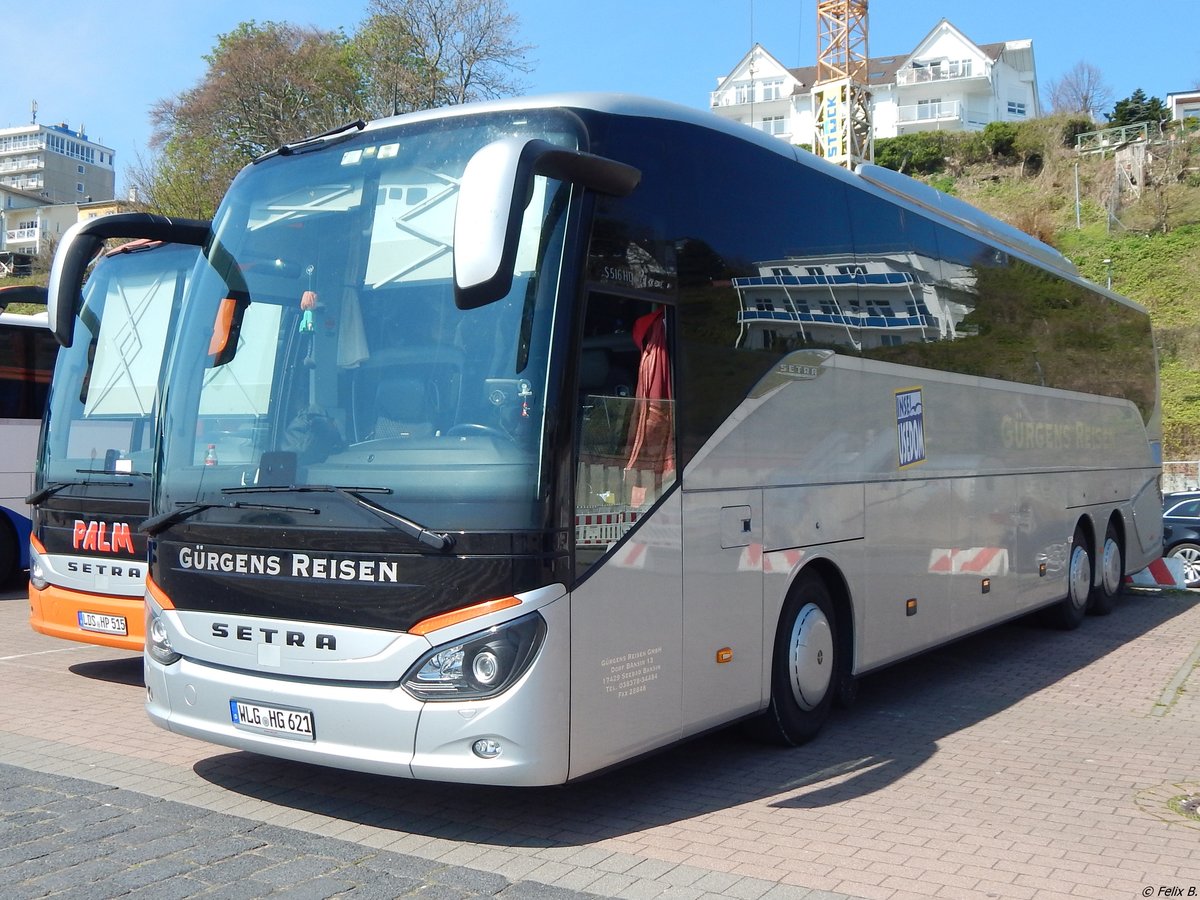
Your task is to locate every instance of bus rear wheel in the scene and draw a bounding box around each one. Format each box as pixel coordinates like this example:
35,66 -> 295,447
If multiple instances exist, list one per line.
1088,521 -> 1123,616
754,571 -> 838,746
1046,525 -> 1091,630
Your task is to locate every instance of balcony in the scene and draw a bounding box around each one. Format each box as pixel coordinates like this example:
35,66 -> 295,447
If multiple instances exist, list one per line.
5,226 -> 40,251
0,157 -> 43,174
897,100 -> 963,126
896,60 -> 983,86
710,85 -> 790,109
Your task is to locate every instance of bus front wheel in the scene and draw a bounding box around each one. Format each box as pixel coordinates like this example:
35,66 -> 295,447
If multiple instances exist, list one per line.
755,572 -> 838,746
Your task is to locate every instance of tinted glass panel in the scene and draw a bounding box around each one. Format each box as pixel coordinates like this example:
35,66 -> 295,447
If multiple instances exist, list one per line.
586,117 -> 854,466
0,322 -> 55,419
862,226 -> 1156,422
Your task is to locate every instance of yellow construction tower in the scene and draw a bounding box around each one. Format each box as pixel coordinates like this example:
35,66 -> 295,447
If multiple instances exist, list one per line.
813,0 -> 872,169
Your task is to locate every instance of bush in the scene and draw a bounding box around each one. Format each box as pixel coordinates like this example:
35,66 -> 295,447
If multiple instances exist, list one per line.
873,132 -> 952,175
982,121 -> 1020,160
1059,116 -> 1095,147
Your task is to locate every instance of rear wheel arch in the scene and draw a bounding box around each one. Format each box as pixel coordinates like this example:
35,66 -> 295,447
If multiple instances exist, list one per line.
801,558 -> 856,681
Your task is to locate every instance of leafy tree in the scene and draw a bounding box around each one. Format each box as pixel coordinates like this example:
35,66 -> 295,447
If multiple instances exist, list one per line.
133,5 -> 534,215
355,0 -> 532,115
1045,61 -> 1112,121
134,21 -> 365,217
1105,88 -> 1169,129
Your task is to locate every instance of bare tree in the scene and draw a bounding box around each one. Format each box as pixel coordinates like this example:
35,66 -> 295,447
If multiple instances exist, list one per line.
355,0 -> 533,117
1046,61 -> 1113,121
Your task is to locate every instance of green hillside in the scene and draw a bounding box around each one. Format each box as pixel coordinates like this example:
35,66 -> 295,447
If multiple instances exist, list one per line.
881,117 -> 1200,459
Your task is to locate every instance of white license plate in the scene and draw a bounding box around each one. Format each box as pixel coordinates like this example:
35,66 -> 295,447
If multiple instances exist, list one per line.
77,611 -> 128,635
230,699 -> 315,741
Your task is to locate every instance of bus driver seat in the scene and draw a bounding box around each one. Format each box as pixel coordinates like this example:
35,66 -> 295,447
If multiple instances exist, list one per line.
372,378 -> 435,439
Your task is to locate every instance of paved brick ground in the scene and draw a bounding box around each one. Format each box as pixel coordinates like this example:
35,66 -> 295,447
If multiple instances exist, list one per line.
1,580 -> 1197,900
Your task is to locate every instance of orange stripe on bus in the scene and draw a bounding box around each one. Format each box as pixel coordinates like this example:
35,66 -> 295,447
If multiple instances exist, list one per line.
30,534 -> 46,554
408,596 -> 521,636
146,574 -> 176,609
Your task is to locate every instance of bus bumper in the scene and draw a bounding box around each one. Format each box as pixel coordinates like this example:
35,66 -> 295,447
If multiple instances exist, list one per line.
144,598 -> 571,786
28,581 -> 145,651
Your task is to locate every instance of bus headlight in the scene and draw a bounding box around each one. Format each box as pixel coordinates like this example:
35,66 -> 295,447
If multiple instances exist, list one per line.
28,545 -> 48,591
402,612 -> 545,701
146,603 -> 182,666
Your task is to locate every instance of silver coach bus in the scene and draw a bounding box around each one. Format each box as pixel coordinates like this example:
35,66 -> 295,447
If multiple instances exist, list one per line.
52,96 -> 1159,784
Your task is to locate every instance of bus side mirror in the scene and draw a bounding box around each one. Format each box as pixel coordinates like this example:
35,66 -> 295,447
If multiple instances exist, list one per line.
453,138 -> 640,310
47,212 -> 209,347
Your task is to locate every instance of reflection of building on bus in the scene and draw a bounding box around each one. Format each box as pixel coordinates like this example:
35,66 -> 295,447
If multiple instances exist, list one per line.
734,254 -> 974,352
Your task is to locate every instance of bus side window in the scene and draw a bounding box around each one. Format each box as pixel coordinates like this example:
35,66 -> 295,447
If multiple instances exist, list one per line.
575,295 -> 676,571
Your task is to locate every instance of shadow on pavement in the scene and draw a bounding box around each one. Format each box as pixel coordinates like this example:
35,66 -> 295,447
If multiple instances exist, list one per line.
68,655 -> 144,687
192,589 -> 1198,845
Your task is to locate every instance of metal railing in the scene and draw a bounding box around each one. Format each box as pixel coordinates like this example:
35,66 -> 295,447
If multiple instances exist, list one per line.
895,61 -> 978,86
1075,122 -> 1154,155
897,100 -> 962,124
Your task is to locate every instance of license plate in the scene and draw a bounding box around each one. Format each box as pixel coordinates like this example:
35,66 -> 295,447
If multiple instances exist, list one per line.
230,699 -> 315,741
77,611 -> 128,635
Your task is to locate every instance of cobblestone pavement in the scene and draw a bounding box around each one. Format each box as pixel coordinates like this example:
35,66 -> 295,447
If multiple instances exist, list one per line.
1,581 -> 1197,900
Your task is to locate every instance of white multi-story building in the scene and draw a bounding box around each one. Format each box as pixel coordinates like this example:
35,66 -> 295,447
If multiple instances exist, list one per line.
0,122 -> 115,205
711,19 -> 1041,147
0,121 -> 116,270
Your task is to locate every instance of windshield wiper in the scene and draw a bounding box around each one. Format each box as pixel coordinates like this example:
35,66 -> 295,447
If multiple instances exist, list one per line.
26,476 -> 140,505
141,500 -> 319,536
222,484 -> 454,551
258,120 -> 367,163
75,467 -> 151,477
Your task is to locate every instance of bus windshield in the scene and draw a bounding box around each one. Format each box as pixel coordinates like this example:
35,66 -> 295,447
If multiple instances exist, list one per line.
39,242 -> 198,485
156,110 -> 581,533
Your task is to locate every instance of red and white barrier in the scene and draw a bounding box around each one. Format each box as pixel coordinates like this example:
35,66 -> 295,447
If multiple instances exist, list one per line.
1124,557 -> 1188,589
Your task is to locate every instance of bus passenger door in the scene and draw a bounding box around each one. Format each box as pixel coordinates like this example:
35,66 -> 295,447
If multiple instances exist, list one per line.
568,295 -> 685,777
681,491 -> 765,734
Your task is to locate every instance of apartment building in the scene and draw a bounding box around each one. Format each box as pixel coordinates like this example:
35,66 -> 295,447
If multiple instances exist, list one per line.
0,121 -> 115,204
711,18 -> 1041,147
0,122 -> 117,270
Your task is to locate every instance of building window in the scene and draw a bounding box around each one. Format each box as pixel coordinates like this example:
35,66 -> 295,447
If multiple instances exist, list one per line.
735,82 -> 753,104
761,116 -> 786,135
77,182 -> 85,193
1008,101 -> 1027,117
762,79 -> 784,101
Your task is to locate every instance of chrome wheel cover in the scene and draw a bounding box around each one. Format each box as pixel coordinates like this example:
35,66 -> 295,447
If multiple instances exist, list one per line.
788,602 -> 833,711
1100,537 -> 1122,596
1068,543 -> 1091,609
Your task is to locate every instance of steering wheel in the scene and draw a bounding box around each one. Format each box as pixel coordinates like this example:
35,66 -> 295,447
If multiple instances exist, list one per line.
445,423 -> 509,440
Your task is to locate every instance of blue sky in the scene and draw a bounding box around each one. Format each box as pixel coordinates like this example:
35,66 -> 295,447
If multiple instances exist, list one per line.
5,0 -> 1198,194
